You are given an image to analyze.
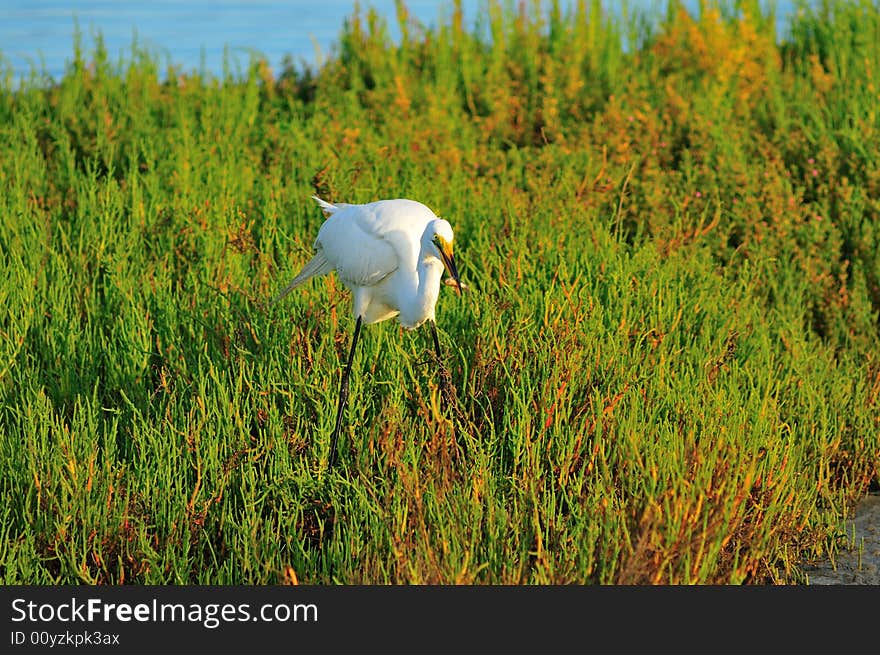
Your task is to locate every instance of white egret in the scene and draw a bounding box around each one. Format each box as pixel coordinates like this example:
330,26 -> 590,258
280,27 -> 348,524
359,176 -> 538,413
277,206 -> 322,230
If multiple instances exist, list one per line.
273,196 -> 463,468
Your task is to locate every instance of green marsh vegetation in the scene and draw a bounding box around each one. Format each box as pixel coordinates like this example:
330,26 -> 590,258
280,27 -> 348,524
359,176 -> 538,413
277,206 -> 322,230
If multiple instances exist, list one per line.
1,0 -> 878,584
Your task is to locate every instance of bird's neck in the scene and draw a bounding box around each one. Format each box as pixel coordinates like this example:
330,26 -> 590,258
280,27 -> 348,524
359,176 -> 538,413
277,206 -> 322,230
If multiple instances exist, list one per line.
399,257 -> 443,329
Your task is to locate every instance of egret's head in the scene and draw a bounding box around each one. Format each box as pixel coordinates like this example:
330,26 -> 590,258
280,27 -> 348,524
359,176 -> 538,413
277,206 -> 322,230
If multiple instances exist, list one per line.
429,220 -> 461,295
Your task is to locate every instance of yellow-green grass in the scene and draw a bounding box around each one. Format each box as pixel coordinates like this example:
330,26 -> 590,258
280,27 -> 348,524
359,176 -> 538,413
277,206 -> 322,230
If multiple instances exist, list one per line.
1,0 -> 878,583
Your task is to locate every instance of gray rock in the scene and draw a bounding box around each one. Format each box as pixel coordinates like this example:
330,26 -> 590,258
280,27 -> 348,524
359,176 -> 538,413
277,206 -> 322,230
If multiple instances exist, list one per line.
801,492 -> 880,585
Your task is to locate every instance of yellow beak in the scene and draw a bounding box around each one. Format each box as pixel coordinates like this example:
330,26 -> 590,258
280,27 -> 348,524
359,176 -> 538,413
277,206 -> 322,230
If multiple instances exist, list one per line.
438,241 -> 462,295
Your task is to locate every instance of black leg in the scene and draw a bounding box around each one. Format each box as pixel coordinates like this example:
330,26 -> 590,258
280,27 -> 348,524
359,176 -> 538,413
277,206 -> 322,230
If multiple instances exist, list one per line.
429,321 -> 466,461
430,320 -> 453,402
430,320 -> 443,361
328,315 -> 362,469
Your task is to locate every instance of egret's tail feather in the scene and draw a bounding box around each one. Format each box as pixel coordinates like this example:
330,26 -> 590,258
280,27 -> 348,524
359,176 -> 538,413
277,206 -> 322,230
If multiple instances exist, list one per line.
312,196 -> 338,215
271,252 -> 333,305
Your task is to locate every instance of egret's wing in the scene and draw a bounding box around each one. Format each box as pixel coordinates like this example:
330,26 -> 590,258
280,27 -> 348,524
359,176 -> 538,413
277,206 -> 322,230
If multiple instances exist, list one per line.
312,195 -> 364,216
271,250 -> 334,304
312,196 -> 342,215
316,205 -> 399,287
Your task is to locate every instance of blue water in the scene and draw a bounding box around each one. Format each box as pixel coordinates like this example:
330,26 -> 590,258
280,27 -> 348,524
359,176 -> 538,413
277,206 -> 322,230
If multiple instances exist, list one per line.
1,1 -> 793,83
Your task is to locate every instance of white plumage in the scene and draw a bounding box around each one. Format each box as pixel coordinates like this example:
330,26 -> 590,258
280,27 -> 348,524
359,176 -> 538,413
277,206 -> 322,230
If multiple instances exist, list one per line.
274,196 -> 462,468
274,197 -> 460,327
